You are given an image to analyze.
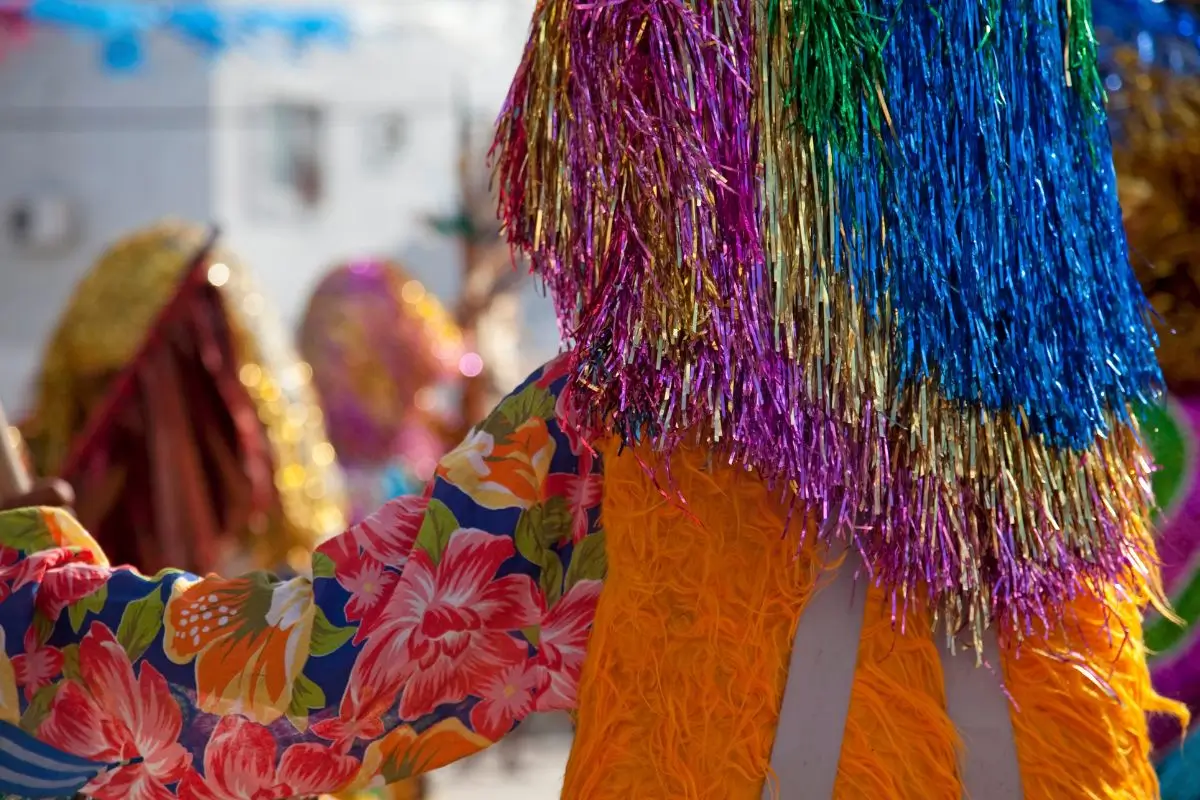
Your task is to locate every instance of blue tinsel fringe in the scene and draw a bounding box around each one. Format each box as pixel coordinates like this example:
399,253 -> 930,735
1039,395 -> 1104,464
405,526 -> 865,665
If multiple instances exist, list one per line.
835,1 -> 1161,450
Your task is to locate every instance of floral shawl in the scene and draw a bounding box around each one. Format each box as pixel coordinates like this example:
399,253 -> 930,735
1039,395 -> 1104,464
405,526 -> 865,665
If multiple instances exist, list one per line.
0,354 -> 604,799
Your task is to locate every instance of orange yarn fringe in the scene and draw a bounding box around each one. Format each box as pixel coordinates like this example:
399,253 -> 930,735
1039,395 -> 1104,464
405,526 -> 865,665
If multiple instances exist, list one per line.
565,439 -> 1184,799
564,440 -> 821,798
833,592 -> 960,800
1003,584 -> 1187,799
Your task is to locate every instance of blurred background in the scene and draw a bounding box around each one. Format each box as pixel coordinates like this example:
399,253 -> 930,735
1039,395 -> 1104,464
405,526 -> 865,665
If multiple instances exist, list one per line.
0,0 -> 562,409
0,0 -> 569,797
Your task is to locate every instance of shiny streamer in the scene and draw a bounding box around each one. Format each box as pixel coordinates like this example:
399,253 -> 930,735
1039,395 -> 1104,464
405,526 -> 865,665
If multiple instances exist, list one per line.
492,0 -> 1164,644
494,0 -> 763,443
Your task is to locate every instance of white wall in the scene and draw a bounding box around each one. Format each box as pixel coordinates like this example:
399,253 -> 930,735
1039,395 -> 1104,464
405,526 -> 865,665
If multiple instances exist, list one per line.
0,29 -> 213,413
212,0 -> 551,336
0,0 -> 563,416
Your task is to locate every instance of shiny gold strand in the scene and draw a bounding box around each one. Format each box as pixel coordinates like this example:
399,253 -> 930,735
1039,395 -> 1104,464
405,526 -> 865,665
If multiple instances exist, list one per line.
756,0 -> 892,452
894,388 -> 1158,648
506,0 -> 572,266
24,220 -> 345,571
216,249 -> 347,566
26,222 -> 218,473
501,0 -> 734,425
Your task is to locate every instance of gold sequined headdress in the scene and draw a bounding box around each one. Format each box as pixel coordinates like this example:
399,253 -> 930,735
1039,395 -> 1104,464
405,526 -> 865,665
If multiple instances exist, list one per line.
23,220 -> 344,569
1109,47 -> 1200,391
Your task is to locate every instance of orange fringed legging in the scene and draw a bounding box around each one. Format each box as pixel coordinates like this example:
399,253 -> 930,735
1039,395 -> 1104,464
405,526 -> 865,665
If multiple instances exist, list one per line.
563,439 -> 1185,799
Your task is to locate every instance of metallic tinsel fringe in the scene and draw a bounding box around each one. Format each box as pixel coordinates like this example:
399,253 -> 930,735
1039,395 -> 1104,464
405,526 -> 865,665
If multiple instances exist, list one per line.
492,0 -> 1165,644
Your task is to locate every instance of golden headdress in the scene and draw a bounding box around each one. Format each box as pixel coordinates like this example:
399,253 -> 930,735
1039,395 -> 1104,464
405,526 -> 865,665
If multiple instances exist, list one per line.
23,220 -> 344,570
1109,43 -> 1200,390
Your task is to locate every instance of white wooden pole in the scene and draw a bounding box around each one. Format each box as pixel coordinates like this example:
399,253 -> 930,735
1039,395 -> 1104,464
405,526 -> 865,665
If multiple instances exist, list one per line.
0,402 -> 31,499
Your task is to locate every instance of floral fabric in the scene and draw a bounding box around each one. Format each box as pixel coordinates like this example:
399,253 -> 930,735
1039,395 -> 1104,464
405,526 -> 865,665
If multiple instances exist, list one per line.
0,355 -> 605,800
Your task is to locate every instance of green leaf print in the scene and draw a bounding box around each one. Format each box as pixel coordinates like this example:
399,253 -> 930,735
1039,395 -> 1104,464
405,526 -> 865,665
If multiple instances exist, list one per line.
565,530 -> 607,591
518,498 -> 574,553
286,672 -> 326,731
0,508 -> 55,554
312,551 -> 337,580
60,644 -> 80,682
499,383 -> 557,425
30,612 -> 53,649
481,382 -> 557,438
540,553 -> 564,608
310,606 -> 356,657
515,511 -> 546,565
416,499 -> 458,565
20,684 -> 57,734
521,626 -> 541,647
116,588 -> 166,662
67,585 -> 108,633
60,642 -> 79,681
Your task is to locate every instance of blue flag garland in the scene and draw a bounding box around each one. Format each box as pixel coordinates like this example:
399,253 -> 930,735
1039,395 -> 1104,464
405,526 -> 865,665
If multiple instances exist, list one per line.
11,0 -> 350,70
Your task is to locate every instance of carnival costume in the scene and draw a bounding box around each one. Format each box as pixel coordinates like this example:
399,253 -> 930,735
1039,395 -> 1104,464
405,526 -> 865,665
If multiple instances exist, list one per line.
298,260 -> 462,522
0,2 -> 1189,798
19,220 -> 345,576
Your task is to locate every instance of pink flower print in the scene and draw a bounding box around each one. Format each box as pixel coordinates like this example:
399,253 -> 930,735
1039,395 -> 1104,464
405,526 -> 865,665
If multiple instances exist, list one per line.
344,494 -> 427,567
468,660 -> 549,741
38,623 -> 191,800
0,547 -> 110,622
11,643 -> 63,700
534,579 -> 601,711
332,539 -> 398,625
178,715 -> 358,800
321,530 -> 541,745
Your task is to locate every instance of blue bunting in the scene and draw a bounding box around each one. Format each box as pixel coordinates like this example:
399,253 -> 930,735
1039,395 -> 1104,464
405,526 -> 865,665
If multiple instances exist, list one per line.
20,0 -> 349,70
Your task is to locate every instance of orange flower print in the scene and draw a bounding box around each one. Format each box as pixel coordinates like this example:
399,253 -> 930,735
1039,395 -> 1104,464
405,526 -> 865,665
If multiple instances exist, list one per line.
0,629 -> 19,725
438,418 -> 556,511
39,507 -> 108,564
356,719 -> 490,787
163,573 -> 315,725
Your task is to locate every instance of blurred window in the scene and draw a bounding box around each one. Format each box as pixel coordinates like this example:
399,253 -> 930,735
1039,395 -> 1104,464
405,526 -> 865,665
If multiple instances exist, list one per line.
364,111 -> 407,171
247,101 -> 326,220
